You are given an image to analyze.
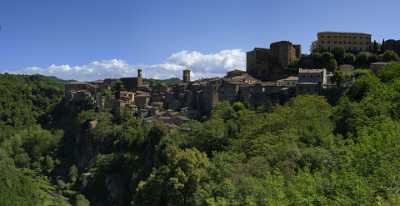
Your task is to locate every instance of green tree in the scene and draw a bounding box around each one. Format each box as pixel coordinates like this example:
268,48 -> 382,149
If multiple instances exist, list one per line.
317,52 -> 337,71
232,102 -> 246,112
355,52 -> 372,68
332,71 -> 344,87
321,52 -> 334,63
381,50 -> 400,62
311,52 -> 322,68
134,146 -> 210,206
343,52 -> 356,65
333,47 -> 345,64
73,194 -> 90,206
378,62 -> 400,83
325,58 -> 338,72
0,160 -> 70,206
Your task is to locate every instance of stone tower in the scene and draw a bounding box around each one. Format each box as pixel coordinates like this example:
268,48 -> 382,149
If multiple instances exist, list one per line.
138,69 -> 143,78
137,68 -> 143,87
246,40 -> 300,81
270,41 -> 297,69
183,69 -> 191,83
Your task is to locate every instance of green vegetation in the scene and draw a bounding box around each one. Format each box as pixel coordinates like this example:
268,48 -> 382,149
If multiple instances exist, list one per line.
2,63 -> 400,205
305,47 -> 400,70
146,77 -> 182,87
0,74 -> 70,205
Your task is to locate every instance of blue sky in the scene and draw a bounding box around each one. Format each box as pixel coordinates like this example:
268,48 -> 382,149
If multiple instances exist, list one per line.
1,0 -> 400,80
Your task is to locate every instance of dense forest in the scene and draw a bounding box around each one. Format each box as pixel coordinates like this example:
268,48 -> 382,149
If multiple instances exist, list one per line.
2,63 -> 400,205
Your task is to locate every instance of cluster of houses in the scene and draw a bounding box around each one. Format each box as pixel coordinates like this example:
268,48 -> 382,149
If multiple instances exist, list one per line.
66,32 -> 394,127
65,67 -> 336,127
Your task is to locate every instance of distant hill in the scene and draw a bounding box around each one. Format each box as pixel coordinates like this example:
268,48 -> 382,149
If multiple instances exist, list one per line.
145,77 -> 182,86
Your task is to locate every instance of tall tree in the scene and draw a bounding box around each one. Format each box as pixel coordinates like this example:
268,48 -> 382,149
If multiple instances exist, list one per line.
333,47 -> 345,65
134,146 -> 209,206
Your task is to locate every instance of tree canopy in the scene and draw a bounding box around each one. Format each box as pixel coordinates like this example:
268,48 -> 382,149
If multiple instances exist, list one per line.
3,66 -> 400,206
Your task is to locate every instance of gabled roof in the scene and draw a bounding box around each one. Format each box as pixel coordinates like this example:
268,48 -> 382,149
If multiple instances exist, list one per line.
223,73 -> 260,84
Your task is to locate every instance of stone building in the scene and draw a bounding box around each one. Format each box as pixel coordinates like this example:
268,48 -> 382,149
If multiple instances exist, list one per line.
298,68 -> 327,85
219,72 -> 259,102
134,91 -> 150,108
296,68 -> 327,94
370,62 -> 388,75
113,91 -> 136,113
117,91 -> 135,104
238,81 -> 291,108
120,69 -> 144,91
270,41 -> 300,68
64,81 -> 97,101
226,69 -> 246,77
277,76 -> 298,87
102,79 -> 118,90
246,41 -> 301,81
315,32 -> 372,52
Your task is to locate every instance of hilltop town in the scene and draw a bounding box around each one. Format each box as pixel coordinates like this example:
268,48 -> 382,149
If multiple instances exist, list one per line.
65,31 -> 400,127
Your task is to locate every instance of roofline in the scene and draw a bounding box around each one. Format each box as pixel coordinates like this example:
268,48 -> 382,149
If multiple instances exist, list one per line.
318,31 -> 371,36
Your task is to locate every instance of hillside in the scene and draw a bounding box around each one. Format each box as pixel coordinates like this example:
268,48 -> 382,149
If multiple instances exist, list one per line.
2,63 -> 400,205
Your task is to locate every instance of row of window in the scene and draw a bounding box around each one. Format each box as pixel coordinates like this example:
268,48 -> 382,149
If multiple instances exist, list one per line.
320,36 -> 370,40
320,41 -> 370,45
322,46 -> 367,51
299,74 -> 322,78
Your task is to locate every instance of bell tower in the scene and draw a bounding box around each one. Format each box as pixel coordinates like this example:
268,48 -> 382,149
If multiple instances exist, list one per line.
137,68 -> 143,87
183,68 -> 191,83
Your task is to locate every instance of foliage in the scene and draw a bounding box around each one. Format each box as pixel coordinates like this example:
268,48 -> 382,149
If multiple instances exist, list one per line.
146,78 -> 182,87
355,52 -> 372,68
332,47 -> 345,64
381,50 -> 400,62
343,52 -> 356,65
325,58 -> 338,72
0,159 -> 70,206
134,145 -> 209,206
0,74 -> 63,130
3,64 -> 400,206
378,62 -> 400,83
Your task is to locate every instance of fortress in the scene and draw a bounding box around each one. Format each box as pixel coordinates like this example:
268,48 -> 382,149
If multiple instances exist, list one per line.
246,41 -> 301,81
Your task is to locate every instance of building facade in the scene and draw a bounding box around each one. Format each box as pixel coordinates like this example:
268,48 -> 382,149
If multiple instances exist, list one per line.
270,41 -> 300,68
246,41 -> 301,81
296,68 -> 328,94
370,62 -> 388,75
315,32 -> 372,52
120,69 -> 144,91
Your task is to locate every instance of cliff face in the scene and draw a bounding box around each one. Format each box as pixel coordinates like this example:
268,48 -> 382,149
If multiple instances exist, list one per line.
70,121 -> 129,206
74,120 -> 98,170
67,115 -> 162,206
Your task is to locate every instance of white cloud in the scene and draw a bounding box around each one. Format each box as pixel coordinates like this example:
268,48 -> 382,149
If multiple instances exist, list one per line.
9,49 -> 246,81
